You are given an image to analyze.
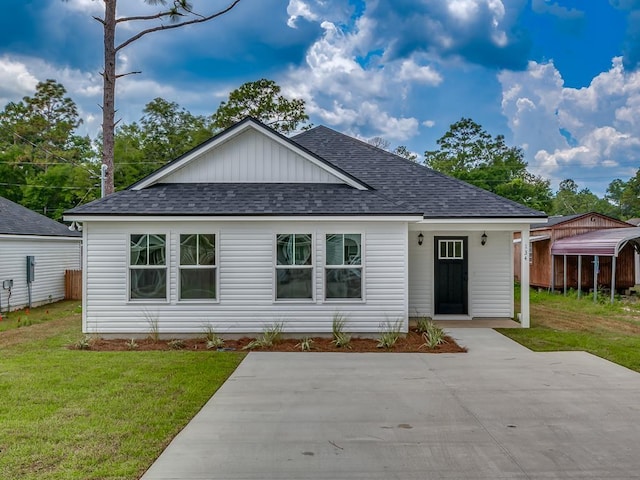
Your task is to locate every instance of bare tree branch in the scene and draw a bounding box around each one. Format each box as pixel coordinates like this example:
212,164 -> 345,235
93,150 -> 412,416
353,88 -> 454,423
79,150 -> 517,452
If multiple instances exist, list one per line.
93,15 -> 106,25
116,10 -> 176,23
115,71 -> 142,79
116,0 -> 241,52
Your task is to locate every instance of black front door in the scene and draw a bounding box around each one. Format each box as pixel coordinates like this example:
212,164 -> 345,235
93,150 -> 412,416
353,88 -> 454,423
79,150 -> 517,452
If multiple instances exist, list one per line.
434,237 -> 468,315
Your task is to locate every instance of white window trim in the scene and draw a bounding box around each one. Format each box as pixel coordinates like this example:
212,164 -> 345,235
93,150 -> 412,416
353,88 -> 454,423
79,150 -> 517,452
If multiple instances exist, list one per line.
273,233 -> 315,303
127,232 -> 169,304
177,232 -> 220,304
323,232 -> 365,303
438,239 -> 464,260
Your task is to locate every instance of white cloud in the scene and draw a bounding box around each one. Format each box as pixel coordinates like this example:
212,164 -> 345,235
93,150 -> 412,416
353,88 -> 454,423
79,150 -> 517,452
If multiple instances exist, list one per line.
499,57 -> 640,192
282,12 -> 439,142
422,120 -> 436,128
287,0 -> 319,27
0,56 -> 39,104
61,0 -> 104,15
398,59 -> 443,85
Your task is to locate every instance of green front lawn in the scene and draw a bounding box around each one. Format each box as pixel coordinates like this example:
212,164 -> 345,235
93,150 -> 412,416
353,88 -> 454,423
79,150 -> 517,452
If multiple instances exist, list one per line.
502,288 -> 640,372
0,301 -> 245,480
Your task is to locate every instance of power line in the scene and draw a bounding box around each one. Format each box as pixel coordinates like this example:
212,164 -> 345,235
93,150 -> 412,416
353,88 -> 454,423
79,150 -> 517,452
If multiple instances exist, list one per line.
0,182 -> 98,191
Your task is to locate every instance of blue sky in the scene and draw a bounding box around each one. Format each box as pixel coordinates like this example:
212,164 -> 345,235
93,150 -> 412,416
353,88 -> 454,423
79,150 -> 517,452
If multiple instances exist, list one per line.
0,0 -> 639,196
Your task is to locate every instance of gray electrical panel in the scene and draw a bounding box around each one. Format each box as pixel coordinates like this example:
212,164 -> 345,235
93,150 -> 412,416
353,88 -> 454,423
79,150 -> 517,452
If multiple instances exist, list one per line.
26,256 -> 35,283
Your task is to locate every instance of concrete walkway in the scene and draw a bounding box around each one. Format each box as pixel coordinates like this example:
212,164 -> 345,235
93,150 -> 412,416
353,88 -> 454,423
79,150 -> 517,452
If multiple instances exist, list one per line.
141,329 -> 640,479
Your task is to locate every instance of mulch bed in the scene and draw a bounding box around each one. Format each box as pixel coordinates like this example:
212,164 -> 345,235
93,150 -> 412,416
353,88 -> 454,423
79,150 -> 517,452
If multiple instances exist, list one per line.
76,330 -> 466,353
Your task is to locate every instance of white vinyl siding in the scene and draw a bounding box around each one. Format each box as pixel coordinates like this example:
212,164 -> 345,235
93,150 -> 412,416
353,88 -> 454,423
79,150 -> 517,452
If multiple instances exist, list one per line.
409,229 -> 514,318
469,231 -> 514,318
0,236 -> 81,311
163,129 -> 343,184
82,221 -> 408,335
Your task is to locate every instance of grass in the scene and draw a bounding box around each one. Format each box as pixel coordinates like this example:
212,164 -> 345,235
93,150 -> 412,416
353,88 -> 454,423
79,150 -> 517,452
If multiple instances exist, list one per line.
0,301 -> 78,333
0,301 -> 245,480
502,286 -> 640,372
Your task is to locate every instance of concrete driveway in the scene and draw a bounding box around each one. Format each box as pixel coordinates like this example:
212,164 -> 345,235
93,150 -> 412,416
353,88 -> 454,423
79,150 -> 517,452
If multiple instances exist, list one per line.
141,329 -> 640,479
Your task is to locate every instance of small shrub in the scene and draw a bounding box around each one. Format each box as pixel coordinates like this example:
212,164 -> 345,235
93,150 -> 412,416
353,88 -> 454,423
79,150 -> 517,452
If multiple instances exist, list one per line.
415,316 -> 431,334
295,336 -> 314,351
144,310 -> 160,343
420,321 -> 448,349
202,324 -> 225,349
75,336 -> 93,350
168,339 -> 185,350
377,320 -> 402,349
243,322 -> 285,350
126,338 -> 139,350
332,313 -> 351,348
206,338 -> 225,350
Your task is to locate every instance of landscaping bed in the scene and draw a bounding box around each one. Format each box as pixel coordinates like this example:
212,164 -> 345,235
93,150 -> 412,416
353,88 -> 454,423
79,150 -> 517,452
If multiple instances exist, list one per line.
75,329 -> 466,353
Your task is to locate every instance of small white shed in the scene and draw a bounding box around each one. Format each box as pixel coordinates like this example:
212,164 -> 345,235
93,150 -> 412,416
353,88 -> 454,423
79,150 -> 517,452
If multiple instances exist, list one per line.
0,196 -> 82,313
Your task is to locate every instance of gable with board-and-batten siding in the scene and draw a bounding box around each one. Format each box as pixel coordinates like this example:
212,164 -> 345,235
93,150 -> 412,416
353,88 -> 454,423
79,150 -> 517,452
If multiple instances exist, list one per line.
150,128 -> 346,185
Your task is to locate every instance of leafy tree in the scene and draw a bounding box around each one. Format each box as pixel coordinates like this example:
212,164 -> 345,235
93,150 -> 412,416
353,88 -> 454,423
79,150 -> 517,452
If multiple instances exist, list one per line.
22,164 -> 99,221
0,79 -> 88,169
615,170 -> 640,219
92,0 -> 242,195
212,79 -> 310,133
393,145 -> 418,162
113,98 -> 214,189
552,179 -> 616,217
424,118 -> 552,212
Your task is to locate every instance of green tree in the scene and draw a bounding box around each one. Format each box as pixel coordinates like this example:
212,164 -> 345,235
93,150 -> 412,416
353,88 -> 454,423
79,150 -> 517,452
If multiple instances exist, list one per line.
22,164 -> 99,221
212,79 -> 310,134
113,98 -> 214,189
393,145 -> 418,162
91,0 -> 242,196
617,170 -> 640,219
0,79 -> 88,169
424,118 -> 552,212
552,179 -> 616,217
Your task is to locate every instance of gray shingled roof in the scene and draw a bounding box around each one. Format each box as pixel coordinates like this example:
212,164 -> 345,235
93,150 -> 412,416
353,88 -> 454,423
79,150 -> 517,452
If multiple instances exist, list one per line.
67,120 -> 547,219
293,126 -> 546,219
531,213 -> 583,230
1,196 -> 81,237
68,183 -> 418,216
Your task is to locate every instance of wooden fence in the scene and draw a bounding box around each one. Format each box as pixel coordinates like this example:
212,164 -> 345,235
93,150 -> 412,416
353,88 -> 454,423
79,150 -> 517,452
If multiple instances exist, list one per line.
65,270 -> 82,300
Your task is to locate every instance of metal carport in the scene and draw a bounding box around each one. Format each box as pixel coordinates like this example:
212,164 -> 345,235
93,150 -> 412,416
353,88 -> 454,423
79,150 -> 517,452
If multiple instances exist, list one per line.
551,227 -> 640,303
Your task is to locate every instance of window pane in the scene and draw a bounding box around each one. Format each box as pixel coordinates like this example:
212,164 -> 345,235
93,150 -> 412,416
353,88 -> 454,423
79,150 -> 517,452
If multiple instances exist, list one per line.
326,234 -> 343,265
439,241 -> 446,259
198,234 -> 216,266
130,234 -> 147,265
276,268 -> 312,299
180,268 -> 216,300
277,234 -> 293,265
454,241 -> 462,258
326,268 -> 362,299
344,234 -> 361,265
148,234 -> 166,265
180,234 -> 198,265
294,234 -> 312,265
130,268 -> 166,299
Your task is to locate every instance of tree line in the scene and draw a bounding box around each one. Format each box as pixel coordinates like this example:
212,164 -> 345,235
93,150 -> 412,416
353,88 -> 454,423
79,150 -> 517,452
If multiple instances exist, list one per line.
0,78 -> 638,221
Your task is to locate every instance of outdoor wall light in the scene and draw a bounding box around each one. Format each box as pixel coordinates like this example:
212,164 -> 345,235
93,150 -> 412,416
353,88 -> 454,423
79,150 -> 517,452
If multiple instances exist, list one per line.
481,232 -> 487,246
418,232 -> 424,246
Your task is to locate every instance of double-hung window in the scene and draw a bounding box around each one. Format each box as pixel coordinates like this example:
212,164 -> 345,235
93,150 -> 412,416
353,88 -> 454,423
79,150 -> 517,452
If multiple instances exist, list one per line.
179,234 -> 217,300
325,234 -> 362,299
129,234 -> 167,300
276,234 -> 313,300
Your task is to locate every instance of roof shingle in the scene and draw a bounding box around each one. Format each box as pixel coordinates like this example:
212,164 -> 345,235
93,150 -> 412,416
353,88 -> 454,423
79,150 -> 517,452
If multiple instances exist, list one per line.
67,121 -> 546,219
1,196 -> 81,237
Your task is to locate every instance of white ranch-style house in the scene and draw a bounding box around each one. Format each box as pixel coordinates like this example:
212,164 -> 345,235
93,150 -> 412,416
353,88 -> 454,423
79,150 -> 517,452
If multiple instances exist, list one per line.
66,118 -> 545,337
1,195 -> 81,313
